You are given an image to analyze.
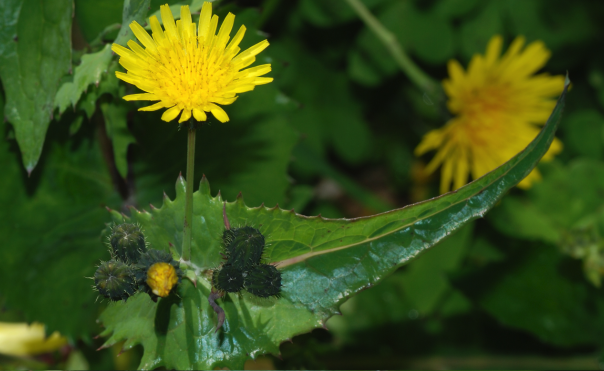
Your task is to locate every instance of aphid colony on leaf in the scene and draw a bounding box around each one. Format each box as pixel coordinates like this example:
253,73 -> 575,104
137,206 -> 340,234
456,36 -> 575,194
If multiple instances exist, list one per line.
93,223 -> 183,302
212,226 -> 282,298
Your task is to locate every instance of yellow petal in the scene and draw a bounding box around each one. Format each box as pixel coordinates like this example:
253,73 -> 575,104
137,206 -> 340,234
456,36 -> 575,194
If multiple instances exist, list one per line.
179,108 -> 192,123
225,25 -> 246,54
236,64 -> 271,79
211,96 -> 238,105
192,108 -> 207,121
150,15 -> 167,46
207,103 -> 229,122
123,93 -> 160,101
160,4 -> 178,39
129,21 -> 158,54
161,105 -> 182,121
139,102 -> 168,111
198,1 -> 213,42
215,13 -> 235,51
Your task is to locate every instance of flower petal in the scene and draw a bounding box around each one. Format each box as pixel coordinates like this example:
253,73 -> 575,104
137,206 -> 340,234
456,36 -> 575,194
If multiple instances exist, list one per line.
207,103 -> 229,123
161,106 -> 182,122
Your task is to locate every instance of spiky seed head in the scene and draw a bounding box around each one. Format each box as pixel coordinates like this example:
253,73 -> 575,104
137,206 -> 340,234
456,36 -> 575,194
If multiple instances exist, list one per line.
109,223 -> 147,264
244,264 -> 282,298
222,226 -> 265,270
94,260 -> 137,301
212,264 -> 245,293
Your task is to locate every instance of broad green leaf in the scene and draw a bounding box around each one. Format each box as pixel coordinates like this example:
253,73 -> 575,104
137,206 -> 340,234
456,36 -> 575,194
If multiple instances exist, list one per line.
101,102 -> 136,179
55,45 -> 113,115
0,118 -> 120,340
0,0 -> 72,172
98,79 -> 570,369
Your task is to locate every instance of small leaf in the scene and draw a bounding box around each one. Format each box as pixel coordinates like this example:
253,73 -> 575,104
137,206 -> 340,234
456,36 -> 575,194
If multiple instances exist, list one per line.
0,0 -> 72,172
54,45 -> 113,115
99,79 -> 569,369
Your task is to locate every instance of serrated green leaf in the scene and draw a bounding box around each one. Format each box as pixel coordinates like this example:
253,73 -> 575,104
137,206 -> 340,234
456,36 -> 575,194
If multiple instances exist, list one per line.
55,45 -> 113,115
101,102 -> 136,179
98,79 -> 569,369
0,118 -> 120,340
0,0 -> 72,172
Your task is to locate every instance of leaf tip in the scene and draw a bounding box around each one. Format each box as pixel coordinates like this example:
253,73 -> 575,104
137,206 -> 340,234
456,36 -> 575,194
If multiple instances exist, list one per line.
175,173 -> 186,197
199,174 -> 211,195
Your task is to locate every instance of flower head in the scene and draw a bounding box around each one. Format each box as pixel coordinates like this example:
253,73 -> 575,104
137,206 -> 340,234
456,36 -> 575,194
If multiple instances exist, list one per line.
112,2 -> 273,123
415,35 -> 565,194
147,262 -> 179,297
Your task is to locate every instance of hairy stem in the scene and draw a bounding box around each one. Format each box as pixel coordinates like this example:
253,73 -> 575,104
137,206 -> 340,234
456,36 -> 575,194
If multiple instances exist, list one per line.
344,0 -> 439,95
183,124 -> 196,262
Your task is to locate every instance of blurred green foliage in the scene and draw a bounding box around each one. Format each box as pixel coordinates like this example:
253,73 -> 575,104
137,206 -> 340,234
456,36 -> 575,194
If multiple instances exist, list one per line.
1,0 -> 604,369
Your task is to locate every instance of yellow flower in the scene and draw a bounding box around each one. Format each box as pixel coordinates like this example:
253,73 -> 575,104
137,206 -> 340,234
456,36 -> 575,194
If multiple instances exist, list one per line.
0,322 -> 66,356
415,35 -> 565,194
112,2 -> 273,123
147,262 -> 178,297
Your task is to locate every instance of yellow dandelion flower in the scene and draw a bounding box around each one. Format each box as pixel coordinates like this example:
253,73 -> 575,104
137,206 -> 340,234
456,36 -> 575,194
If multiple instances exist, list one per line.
414,35 -> 565,194
0,322 -> 66,356
111,2 -> 273,123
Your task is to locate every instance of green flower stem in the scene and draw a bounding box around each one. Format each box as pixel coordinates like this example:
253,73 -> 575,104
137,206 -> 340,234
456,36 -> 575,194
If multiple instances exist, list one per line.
344,0 -> 439,95
183,124 -> 196,262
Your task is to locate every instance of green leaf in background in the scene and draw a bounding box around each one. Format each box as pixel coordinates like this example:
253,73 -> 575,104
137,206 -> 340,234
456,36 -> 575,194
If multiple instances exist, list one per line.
114,0 -> 152,47
0,0 -> 72,172
55,45 -> 113,115
129,82 -> 298,209
298,0 -> 389,28
488,158 -> 604,286
98,78 -> 569,369
489,159 -> 604,242
455,246 -> 604,347
101,101 -> 136,179
348,0 -> 455,86
0,118 -> 120,340
458,1 -> 504,60
74,0 -> 123,44
562,109 -> 604,159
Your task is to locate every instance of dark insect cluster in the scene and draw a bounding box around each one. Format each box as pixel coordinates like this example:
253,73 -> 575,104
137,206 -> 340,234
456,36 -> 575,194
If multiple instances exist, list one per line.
92,223 -> 183,302
212,226 -> 282,299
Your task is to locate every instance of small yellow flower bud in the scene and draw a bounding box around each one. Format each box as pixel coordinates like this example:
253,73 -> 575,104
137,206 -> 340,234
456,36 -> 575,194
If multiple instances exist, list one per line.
147,262 -> 179,297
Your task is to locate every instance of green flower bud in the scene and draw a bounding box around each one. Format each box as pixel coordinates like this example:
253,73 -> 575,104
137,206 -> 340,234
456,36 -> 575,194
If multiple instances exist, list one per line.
109,223 -> 147,264
94,260 -> 137,302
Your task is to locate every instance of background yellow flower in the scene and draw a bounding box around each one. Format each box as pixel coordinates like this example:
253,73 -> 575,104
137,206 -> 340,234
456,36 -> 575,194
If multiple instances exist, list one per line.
415,35 -> 565,194
112,2 -> 273,123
